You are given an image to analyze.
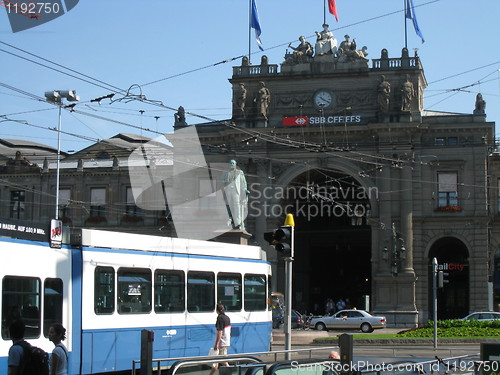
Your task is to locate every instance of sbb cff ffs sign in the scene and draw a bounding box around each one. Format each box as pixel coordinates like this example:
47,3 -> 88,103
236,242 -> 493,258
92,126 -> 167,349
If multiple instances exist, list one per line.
282,116 -> 362,126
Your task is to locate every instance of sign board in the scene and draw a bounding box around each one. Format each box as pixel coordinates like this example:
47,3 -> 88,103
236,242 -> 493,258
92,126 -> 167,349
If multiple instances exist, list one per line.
282,115 -> 363,126
50,219 -> 63,248
0,219 -> 48,242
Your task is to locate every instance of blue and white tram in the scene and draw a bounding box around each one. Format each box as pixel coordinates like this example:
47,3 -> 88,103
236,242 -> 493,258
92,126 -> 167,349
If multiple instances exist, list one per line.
0,228 -> 272,374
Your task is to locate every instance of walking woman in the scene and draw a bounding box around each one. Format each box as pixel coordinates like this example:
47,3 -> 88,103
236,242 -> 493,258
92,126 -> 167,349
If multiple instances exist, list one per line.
48,324 -> 68,375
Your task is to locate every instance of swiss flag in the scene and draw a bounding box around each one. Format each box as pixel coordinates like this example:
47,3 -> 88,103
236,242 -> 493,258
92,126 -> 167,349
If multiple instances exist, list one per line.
328,0 -> 339,22
283,117 -> 309,126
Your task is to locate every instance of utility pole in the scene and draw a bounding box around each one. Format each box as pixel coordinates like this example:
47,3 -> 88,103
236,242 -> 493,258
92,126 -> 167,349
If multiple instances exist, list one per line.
264,213 -> 295,360
283,214 -> 295,360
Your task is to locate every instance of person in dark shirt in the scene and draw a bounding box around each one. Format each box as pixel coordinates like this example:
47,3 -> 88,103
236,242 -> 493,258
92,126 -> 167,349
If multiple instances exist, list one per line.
210,304 -> 231,375
8,320 -> 26,375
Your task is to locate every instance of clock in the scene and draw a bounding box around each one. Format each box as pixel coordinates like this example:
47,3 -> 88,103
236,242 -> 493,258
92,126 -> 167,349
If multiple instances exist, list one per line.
313,90 -> 333,108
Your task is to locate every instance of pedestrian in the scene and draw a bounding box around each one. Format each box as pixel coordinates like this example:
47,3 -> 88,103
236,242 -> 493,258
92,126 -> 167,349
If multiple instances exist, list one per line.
8,320 -> 25,375
328,350 -> 340,360
336,298 -> 346,311
48,323 -> 68,375
209,303 -> 231,375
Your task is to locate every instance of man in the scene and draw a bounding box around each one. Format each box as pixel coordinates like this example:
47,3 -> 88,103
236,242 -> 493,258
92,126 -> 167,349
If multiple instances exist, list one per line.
8,320 -> 26,375
210,304 -> 231,375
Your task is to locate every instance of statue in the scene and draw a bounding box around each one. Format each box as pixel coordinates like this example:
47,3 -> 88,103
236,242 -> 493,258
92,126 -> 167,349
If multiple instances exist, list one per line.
261,55 -> 269,65
314,24 -> 337,56
400,75 -> 415,112
235,83 -> 247,115
474,93 -> 486,114
255,81 -> 271,119
287,35 -> 313,63
221,160 -> 248,230
174,106 -> 187,125
377,75 -> 391,112
242,56 -> 250,66
337,35 -> 368,63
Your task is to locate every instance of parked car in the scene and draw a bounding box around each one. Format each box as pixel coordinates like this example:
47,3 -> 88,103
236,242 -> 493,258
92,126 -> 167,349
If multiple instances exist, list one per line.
461,312 -> 500,321
272,308 -> 303,329
308,309 -> 386,333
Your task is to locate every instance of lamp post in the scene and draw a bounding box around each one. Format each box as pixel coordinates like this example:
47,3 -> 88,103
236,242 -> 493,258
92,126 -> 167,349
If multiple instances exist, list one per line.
44,90 -> 79,220
382,222 -> 406,276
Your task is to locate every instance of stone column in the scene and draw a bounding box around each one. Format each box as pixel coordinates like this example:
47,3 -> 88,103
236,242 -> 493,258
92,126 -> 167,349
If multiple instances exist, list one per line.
401,164 -> 415,274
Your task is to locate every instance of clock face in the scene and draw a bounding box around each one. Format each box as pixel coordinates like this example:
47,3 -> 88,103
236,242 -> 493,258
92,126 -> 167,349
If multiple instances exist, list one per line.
313,90 -> 333,108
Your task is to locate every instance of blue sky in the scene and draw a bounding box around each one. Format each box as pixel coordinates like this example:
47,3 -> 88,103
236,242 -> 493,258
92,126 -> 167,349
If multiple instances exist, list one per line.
1,0 -> 499,154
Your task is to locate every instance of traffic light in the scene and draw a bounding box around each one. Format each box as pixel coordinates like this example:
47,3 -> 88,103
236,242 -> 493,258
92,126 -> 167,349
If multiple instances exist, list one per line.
264,226 -> 293,257
437,270 -> 449,288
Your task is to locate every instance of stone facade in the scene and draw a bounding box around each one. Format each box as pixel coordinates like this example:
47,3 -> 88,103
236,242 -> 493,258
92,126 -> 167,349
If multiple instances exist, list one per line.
192,47 -> 496,327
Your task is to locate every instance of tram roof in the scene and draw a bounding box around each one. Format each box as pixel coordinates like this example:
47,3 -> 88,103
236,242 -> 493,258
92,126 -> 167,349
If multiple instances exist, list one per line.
78,229 -> 266,261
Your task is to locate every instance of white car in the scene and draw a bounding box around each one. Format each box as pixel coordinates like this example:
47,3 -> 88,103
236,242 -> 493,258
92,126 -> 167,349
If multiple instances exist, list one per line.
462,312 -> 500,321
309,309 -> 386,333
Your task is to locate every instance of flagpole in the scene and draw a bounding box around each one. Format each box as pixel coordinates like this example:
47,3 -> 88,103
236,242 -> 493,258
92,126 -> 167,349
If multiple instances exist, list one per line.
323,0 -> 326,25
404,0 -> 408,49
248,0 -> 252,63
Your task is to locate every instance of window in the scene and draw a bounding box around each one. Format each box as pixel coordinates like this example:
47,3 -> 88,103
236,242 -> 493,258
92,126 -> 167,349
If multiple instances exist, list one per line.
154,270 -> 185,313
95,267 -> 115,314
438,172 -> 458,207
125,187 -> 142,216
10,190 -> 25,219
43,278 -> 63,337
187,271 -> 215,312
217,273 -> 242,312
244,274 -> 266,311
117,268 -> 152,314
435,137 -> 458,146
58,189 -> 71,219
90,187 -> 106,217
2,276 -> 41,339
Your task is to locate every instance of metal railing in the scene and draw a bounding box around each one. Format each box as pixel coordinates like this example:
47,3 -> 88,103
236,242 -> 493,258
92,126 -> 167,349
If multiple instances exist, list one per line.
132,346 -> 339,375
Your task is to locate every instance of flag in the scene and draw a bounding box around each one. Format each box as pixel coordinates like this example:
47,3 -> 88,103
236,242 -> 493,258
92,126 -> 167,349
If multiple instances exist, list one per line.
328,0 -> 339,22
405,0 -> 425,43
251,0 -> 264,51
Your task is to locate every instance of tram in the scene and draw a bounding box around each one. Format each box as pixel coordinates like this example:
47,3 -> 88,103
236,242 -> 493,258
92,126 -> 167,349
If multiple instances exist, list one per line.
0,227 -> 272,374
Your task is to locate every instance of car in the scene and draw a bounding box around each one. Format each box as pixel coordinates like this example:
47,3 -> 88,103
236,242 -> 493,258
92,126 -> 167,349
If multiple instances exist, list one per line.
272,308 -> 303,329
308,309 -> 386,333
461,312 -> 500,321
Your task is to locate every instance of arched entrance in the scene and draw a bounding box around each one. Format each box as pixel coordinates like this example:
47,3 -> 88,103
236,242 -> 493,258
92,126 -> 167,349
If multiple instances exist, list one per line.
428,237 -> 469,319
280,168 -> 372,315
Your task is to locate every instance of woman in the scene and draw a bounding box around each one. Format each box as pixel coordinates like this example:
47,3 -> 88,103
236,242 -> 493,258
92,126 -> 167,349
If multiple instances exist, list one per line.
48,324 -> 68,375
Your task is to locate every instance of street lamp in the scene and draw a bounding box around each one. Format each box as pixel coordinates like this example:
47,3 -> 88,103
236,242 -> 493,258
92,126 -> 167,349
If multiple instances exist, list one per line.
44,90 -> 79,220
382,222 -> 406,276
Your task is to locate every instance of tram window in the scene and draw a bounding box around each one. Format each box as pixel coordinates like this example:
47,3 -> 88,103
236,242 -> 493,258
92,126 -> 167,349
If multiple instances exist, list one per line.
154,270 -> 185,313
117,268 -> 152,314
2,276 -> 41,339
217,273 -> 242,312
244,274 -> 266,311
187,271 -> 215,312
95,267 -> 115,314
43,278 -> 63,337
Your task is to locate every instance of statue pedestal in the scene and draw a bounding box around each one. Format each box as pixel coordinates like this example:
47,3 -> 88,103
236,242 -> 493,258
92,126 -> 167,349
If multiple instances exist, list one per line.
212,229 -> 252,245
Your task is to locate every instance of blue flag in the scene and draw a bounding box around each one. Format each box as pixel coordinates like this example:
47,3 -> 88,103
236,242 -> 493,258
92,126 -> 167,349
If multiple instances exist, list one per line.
406,0 -> 425,43
251,0 -> 264,51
